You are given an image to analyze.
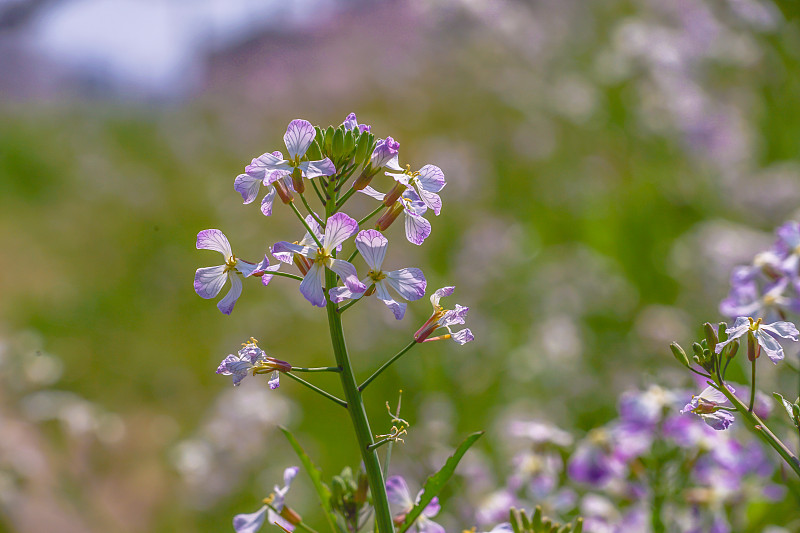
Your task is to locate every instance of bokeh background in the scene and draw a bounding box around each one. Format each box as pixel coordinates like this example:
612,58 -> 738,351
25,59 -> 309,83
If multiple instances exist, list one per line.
2,0 -> 800,531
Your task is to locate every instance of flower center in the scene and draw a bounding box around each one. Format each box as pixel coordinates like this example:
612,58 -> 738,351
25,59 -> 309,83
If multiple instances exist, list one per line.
314,247 -> 331,264
368,270 -> 386,282
748,317 -> 763,331
224,254 -> 237,272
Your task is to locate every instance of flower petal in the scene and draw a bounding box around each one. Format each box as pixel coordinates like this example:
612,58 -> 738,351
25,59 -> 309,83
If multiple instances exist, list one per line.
196,229 -> 232,258
375,281 -> 406,320
760,321 -> 800,340
284,119 -> 315,159
715,317 -> 752,354
302,158 -> 336,178
329,282 -> 366,303
452,328 -> 474,344
194,265 -> 228,299
404,211 -> 431,246
355,229 -> 388,270
417,517 -> 445,533
217,273 -> 243,315
299,214 -> 324,247
440,304 -> 469,327
272,241 -> 316,259
234,173 -> 262,204
299,264 -> 326,307
385,476 -> 413,509
422,496 -> 441,517
417,165 -> 446,193
385,267 -> 426,301
268,371 -> 280,390
417,188 -> 442,216
431,286 -> 455,307
756,329 -> 785,363
233,505 -> 268,533
328,258 -> 366,292
249,151 -> 291,173
260,186 -> 277,216
324,212 -> 359,250
359,186 -> 386,201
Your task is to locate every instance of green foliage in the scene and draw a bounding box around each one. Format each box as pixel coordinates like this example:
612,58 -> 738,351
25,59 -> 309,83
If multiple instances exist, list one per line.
509,507 -> 583,533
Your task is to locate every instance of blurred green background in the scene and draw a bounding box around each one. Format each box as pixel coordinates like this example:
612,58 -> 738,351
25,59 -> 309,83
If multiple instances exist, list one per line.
2,0 -> 800,531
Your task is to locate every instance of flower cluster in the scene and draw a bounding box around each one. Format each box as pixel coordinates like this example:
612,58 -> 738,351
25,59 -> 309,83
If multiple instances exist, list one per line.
470,386 -> 782,533
720,221 -> 800,321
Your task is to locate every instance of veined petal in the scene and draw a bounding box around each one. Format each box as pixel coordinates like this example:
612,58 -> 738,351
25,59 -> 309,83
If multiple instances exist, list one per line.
273,241 -> 317,259
375,281 -> 406,320
384,154 -> 402,172
452,328 -> 474,344
417,517 -> 445,533
385,267 -> 426,301
217,273 -> 243,315
440,304 -> 469,327
284,119 -> 315,159
260,186 -> 277,216
236,257 -> 264,277
760,321 -> 800,340
422,496 -> 441,517
431,286 -> 455,307
233,505 -> 268,533
404,211 -> 431,246
385,476 -> 413,509
234,173 -> 262,204
268,371 -> 280,390
299,264 -> 326,307
197,229 -> 232,258
756,330 -> 785,363
417,164 -> 446,193
299,214 -> 324,247
329,281 -> 367,303
355,229 -> 388,270
260,264 -> 281,286
324,212 -> 359,250
301,158 -> 336,178
359,186 -> 386,202
417,188 -> 442,216
194,265 -> 228,299
702,410 -> 735,430
328,258 -> 366,292
715,317 -> 751,353
250,151 -> 291,172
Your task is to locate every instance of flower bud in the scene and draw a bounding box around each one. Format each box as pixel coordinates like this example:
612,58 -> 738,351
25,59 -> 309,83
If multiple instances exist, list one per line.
703,322 -> 718,353
383,182 -> 407,207
280,506 -> 303,526
275,180 -> 294,204
670,342 -> 690,367
747,330 -> 758,361
293,254 -> 311,276
352,169 -> 375,190
376,202 -> 404,231
726,339 -> 739,358
370,137 -> 399,168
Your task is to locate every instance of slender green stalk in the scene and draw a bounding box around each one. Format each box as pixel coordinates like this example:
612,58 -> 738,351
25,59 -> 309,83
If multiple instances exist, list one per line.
290,366 -> 342,373
346,248 -> 360,263
300,193 -> 325,228
383,392 -> 402,475
359,340 -> 417,392
749,358 -> 756,413
289,201 -> 323,248
713,379 -> 800,478
310,178 -> 327,204
324,177 -> 395,533
264,502 -> 321,533
284,372 -> 347,408
359,204 -> 385,227
367,438 -> 394,451
337,298 -> 361,314
270,271 -> 305,282
335,187 -> 357,210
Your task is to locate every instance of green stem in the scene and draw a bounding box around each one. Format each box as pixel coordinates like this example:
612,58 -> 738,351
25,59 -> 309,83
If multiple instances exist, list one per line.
359,340 -> 417,392
335,187 -> 357,210
310,178 -> 327,204
264,503 -> 320,533
337,298 -> 361,314
284,372 -> 347,408
383,393 -> 402,475
289,201 -> 323,248
713,379 -> 800,478
358,204 -> 385,227
270,271 -> 304,282
324,178 -> 395,533
300,193 -> 325,228
749,357 -> 756,413
346,248 -> 360,263
367,438 -> 394,451
290,366 -> 342,373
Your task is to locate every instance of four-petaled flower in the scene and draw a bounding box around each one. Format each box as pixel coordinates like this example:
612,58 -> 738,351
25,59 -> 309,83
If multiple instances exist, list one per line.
216,339 -> 290,388
715,316 -> 800,363
385,475 -> 444,533
414,286 -> 474,344
246,119 -> 336,187
361,186 -> 432,245
233,466 -> 300,533
386,157 -> 446,216
194,229 -> 278,315
272,213 -> 367,307
681,385 -> 736,431
234,151 -> 296,216
330,229 -> 427,319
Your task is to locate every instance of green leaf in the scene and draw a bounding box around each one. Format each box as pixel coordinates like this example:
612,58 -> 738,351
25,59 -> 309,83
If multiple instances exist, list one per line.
280,426 -> 343,533
773,393 -> 800,428
398,431 -> 483,533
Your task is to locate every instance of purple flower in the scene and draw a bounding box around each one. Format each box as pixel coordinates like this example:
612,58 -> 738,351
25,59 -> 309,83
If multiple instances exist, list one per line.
216,339 -> 290,387
386,156 -> 446,216
385,476 -> 444,533
719,270 -> 799,321
681,385 -> 735,430
329,230 -> 426,319
272,213 -> 366,307
194,230 -> 278,315
342,112 -> 371,133
370,137 -> 400,169
567,430 -> 625,487
414,286 -> 473,344
246,119 -> 336,184
775,220 -> 800,277
233,466 -> 299,533
507,420 -> 573,447
361,186 -> 432,246
715,316 -> 799,363
234,151 -> 295,216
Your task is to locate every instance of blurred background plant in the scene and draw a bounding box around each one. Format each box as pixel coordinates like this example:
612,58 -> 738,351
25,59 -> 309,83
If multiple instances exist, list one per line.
2,0 -> 800,531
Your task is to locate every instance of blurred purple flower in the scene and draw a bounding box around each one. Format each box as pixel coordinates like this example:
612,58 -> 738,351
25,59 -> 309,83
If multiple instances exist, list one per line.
681,385 -> 735,430
361,186 -> 432,246
414,286 -> 473,344
216,340 -> 290,388
342,112 -> 371,133
386,475 -> 444,533
567,430 -> 625,487
233,466 -> 299,533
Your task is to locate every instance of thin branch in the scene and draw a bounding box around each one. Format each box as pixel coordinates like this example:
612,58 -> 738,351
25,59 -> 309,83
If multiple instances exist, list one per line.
359,340 -> 418,392
288,201 -> 324,248
284,372 -> 347,408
